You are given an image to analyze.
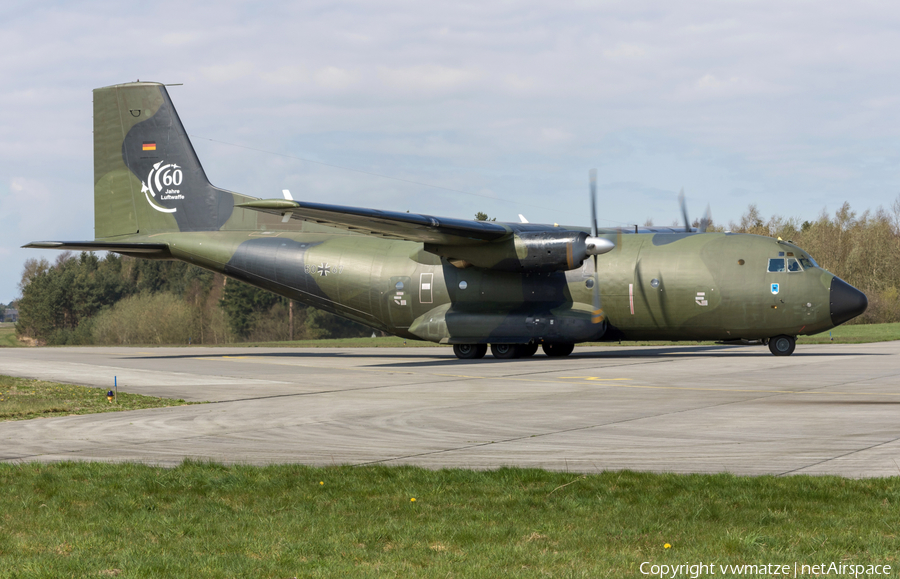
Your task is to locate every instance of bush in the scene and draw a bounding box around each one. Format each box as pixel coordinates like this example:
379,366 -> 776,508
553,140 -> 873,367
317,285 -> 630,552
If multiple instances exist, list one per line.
92,293 -> 195,345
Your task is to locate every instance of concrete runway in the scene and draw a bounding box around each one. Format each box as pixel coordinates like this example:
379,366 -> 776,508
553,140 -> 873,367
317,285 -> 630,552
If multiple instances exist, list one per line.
0,342 -> 898,477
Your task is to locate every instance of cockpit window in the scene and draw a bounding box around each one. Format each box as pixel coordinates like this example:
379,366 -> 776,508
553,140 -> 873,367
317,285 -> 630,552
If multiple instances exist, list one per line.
767,258 -> 785,273
787,258 -> 802,272
799,257 -> 814,269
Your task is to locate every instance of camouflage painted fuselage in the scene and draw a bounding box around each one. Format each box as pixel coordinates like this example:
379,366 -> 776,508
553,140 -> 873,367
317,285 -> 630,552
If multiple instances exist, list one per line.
143,225 -> 836,345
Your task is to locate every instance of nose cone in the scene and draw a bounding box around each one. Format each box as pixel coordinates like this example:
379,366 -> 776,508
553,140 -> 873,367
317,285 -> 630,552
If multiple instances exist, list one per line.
830,277 -> 868,326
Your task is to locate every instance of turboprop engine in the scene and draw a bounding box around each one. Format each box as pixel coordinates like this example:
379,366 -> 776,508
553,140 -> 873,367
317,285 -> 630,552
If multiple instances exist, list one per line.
424,230 -> 615,272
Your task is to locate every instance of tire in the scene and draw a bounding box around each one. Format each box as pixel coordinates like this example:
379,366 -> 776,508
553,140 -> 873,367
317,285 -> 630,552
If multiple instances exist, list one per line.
490,343 -> 522,359
521,343 -> 539,357
542,342 -> 575,357
768,335 -> 796,356
453,344 -> 487,359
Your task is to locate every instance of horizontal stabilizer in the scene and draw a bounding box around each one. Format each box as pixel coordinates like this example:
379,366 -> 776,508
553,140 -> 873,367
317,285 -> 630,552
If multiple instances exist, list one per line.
236,199 -> 510,245
23,241 -> 171,256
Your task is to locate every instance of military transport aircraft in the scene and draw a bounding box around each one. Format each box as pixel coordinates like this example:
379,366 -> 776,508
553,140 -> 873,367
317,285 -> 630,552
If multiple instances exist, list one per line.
26,82 -> 867,358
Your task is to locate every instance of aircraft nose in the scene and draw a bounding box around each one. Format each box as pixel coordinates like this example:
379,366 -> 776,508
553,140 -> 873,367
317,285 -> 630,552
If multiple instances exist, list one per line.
830,277 -> 868,326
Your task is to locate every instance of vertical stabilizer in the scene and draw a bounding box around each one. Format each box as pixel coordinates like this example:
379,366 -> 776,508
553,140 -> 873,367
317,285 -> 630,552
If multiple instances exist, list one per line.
93,82 -> 236,238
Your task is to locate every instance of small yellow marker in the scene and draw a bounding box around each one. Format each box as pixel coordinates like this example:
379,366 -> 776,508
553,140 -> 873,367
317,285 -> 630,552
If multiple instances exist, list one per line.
410,498 -> 416,502
319,481 -> 324,485
664,543 -> 671,549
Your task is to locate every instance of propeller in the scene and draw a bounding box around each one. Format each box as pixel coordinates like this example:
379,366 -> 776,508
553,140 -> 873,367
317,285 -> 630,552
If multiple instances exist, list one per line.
677,190 -> 712,233
678,188 -> 690,232
698,204 -> 712,233
588,169 -> 605,325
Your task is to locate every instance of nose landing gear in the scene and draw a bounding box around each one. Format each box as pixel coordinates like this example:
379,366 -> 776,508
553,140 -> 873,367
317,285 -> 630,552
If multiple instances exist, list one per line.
767,335 -> 796,356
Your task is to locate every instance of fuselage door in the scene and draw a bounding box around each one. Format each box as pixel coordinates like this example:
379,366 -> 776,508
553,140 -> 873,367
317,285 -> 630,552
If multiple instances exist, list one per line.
420,272 -> 434,304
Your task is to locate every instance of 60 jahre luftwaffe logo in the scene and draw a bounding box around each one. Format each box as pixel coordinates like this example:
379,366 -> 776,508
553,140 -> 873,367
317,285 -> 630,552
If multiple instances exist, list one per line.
142,160 -> 184,214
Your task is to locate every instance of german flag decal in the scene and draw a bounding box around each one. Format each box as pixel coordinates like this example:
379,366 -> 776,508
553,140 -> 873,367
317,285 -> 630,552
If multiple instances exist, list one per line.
142,142 -> 156,151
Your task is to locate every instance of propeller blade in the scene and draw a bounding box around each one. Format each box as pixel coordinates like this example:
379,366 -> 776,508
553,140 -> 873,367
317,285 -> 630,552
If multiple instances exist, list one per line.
678,188 -> 690,232
699,204 -> 711,233
589,168 -> 598,238
588,169 -> 604,324
592,255 -> 604,324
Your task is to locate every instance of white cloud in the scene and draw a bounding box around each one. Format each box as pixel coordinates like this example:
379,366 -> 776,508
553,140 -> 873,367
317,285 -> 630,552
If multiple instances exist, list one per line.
377,65 -> 482,93
602,44 -> 647,60
201,60 -> 256,83
312,66 -> 360,90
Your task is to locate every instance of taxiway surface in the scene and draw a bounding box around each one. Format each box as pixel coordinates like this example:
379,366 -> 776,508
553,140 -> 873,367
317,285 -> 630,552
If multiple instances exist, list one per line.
0,342 -> 898,477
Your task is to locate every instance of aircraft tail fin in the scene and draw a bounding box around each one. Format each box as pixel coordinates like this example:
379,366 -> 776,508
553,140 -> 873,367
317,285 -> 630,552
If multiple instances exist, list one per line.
93,82 -> 242,238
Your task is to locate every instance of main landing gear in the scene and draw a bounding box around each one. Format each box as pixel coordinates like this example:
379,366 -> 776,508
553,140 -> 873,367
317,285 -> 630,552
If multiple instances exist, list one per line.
452,342 -> 574,360
767,335 -> 796,356
452,344 -> 487,359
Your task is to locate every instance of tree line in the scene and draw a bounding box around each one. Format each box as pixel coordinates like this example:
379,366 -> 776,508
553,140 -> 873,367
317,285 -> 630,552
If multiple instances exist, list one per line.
15,253 -> 371,346
16,198 -> 899,345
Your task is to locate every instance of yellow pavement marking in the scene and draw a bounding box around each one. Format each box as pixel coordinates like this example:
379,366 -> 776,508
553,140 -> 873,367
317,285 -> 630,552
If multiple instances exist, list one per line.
559,377 -> 632,381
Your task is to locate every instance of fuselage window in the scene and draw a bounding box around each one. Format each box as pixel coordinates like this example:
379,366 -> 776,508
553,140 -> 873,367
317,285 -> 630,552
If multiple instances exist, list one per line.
799,256 -> 816,269
787,258 -> 802,272
767,258 -> 785,273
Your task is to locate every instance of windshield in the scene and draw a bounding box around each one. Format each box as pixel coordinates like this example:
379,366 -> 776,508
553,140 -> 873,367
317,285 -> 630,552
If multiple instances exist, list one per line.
767,258 -> 785,273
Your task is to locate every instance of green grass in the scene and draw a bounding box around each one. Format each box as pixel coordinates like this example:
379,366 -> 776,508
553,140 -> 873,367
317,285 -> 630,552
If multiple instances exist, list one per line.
799,322 -> 900,344
0,323 -> 22,347
0,375 -> 194,421
0,462 -> 897,577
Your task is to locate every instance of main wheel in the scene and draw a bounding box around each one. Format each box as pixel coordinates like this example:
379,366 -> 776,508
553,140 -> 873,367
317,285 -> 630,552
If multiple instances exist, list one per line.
768,335 -> 796,356
542,342 -> 575,357
490,343 -> 522,359
453,344 -> 487,359
521,343 -> 539,357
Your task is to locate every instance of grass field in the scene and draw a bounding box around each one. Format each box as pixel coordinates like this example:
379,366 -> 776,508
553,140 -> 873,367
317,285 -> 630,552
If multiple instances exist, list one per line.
799,322 -> 900,344
0,462 -> 896,578
0,375 -> 193,421
0,323 -> 21,347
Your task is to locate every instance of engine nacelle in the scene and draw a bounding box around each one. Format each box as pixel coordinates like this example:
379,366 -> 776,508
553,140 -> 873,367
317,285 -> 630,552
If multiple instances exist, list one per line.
425,231 -> 614,272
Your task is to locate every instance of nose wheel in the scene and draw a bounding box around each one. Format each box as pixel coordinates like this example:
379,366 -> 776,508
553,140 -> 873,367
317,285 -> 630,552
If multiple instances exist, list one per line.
768,335 -> 796,356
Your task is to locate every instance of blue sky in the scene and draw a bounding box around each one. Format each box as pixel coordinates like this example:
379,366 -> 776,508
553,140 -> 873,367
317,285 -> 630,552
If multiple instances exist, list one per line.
2,0 -> 900,302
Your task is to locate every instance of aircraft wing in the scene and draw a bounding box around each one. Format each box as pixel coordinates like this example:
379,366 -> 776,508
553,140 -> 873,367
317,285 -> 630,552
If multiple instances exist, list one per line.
236,199 -> 511,245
